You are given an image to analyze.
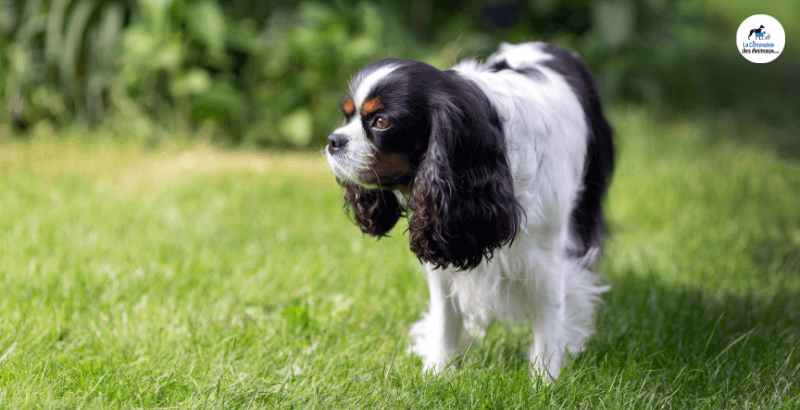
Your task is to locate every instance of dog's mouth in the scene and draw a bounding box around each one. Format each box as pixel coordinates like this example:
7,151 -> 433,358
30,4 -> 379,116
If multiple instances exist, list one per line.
325,151 -> 358,182
325,151 -> 380,190
325,140 -> 382,186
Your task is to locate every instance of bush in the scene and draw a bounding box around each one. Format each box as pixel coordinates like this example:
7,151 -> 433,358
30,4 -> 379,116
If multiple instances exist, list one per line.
2,1 -> 795,148
2,1 -> 426,147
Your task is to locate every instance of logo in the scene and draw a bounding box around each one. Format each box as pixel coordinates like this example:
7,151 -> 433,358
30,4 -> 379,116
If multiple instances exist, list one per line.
737,15 -> 785,63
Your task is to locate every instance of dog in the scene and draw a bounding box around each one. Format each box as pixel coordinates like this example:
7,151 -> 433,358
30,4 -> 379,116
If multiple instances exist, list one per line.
748,25 -> 765,40
324,42 -> 614,379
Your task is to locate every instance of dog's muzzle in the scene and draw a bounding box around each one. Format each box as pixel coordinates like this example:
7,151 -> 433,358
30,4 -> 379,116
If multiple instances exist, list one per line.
327,133 -> 349,155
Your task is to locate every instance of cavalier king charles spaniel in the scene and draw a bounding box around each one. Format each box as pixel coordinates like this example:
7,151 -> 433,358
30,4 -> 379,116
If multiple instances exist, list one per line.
324,42 -> 614,379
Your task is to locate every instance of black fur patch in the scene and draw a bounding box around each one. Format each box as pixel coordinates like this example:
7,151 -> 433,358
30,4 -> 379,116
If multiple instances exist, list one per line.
539,44 -> 614,259
404,67 -> 523,270
489,59 -> 545,79
340,180 -> 403,237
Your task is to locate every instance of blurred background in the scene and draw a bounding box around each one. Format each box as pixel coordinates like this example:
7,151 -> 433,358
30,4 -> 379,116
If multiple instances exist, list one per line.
1,0 -> 798,154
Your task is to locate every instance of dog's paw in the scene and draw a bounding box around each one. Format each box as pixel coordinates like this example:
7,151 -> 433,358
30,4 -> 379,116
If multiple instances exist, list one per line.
407,315 -> 455,374
528,345 -> 567,382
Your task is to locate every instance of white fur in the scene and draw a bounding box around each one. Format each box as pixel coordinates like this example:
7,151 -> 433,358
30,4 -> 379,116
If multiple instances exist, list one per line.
325,117 -> 374,184
408,43 -> 609,380
351,64 -> 399,108
326,42 -> 609,380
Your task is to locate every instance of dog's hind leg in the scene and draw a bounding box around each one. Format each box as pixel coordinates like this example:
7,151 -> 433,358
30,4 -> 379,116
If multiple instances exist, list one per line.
529,261 -> 568,381
529,255 -> 608,381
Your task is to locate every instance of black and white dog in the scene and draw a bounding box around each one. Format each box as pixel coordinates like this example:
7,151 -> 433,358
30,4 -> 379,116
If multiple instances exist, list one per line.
324,42 -> 614,379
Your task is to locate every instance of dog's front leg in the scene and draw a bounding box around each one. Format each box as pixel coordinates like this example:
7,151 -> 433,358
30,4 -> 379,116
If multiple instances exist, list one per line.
408,263 -> 463,373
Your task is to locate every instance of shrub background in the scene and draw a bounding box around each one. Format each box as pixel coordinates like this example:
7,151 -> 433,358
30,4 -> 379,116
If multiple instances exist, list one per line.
1,0 -> 798,151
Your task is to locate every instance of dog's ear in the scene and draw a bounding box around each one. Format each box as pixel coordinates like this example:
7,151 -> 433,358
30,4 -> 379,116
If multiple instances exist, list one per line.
341,181 -> 403,237
407,79 -> 523,270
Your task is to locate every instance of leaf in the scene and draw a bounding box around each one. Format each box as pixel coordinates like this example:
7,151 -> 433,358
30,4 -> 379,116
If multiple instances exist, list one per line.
529,0 -> 560,16
44,0 -> 69,66
592,1 -> 636,50
277,108 -> 314,148
281,305 -> 310,329
171,68 -> 211,96
187,0 -> 226,61
95,2 -> 125,70
60,0 -> 95,84
139,0 -> 174,36
13,11 -> 48,44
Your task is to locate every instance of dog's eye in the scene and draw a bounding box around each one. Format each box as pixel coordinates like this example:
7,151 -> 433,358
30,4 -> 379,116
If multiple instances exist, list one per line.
372,116 -> 390,131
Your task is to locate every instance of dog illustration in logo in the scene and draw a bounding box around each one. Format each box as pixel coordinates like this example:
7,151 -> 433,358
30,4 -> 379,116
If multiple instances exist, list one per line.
749,25 -> 766,40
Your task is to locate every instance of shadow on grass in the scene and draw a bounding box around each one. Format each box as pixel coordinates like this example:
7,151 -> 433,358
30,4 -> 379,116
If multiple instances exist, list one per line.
583,270 -> 800,395
450,271 -> 799,406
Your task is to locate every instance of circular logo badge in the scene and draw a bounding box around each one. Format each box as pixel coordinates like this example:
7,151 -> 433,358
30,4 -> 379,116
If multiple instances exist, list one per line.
737,15 -> 785,63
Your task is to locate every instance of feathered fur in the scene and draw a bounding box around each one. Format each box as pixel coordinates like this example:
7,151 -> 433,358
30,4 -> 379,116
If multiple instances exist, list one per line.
324,42 -> 614,381
406,69 -> 523,271
340,180 -> 403,237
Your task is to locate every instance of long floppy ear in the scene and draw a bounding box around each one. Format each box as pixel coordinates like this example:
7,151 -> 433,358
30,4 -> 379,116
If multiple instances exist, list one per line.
407,78 -> 523,270
340,181 -> 403,237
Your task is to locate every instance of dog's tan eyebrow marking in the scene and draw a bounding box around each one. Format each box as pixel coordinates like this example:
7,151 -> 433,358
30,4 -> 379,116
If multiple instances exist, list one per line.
342,95 -> 355,117
360,96 -> 384,117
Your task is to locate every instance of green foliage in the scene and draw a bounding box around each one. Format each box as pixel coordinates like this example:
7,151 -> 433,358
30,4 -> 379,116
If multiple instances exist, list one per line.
0,0 -> 421,148
1,0 -> 798,148
244,2 -> 392,147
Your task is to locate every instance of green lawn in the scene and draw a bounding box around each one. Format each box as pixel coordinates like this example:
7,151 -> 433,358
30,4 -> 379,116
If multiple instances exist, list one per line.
1,108 -> 799,408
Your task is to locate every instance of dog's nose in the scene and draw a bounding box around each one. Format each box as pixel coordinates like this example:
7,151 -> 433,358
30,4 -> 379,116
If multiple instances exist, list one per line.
327,133 -> 349,155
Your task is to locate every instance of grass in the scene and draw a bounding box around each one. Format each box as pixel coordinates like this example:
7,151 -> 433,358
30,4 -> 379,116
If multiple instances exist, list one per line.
1,107 -> 799,408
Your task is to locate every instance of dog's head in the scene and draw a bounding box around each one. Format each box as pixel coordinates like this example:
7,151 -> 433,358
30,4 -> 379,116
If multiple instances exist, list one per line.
325,59 -> 523,270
